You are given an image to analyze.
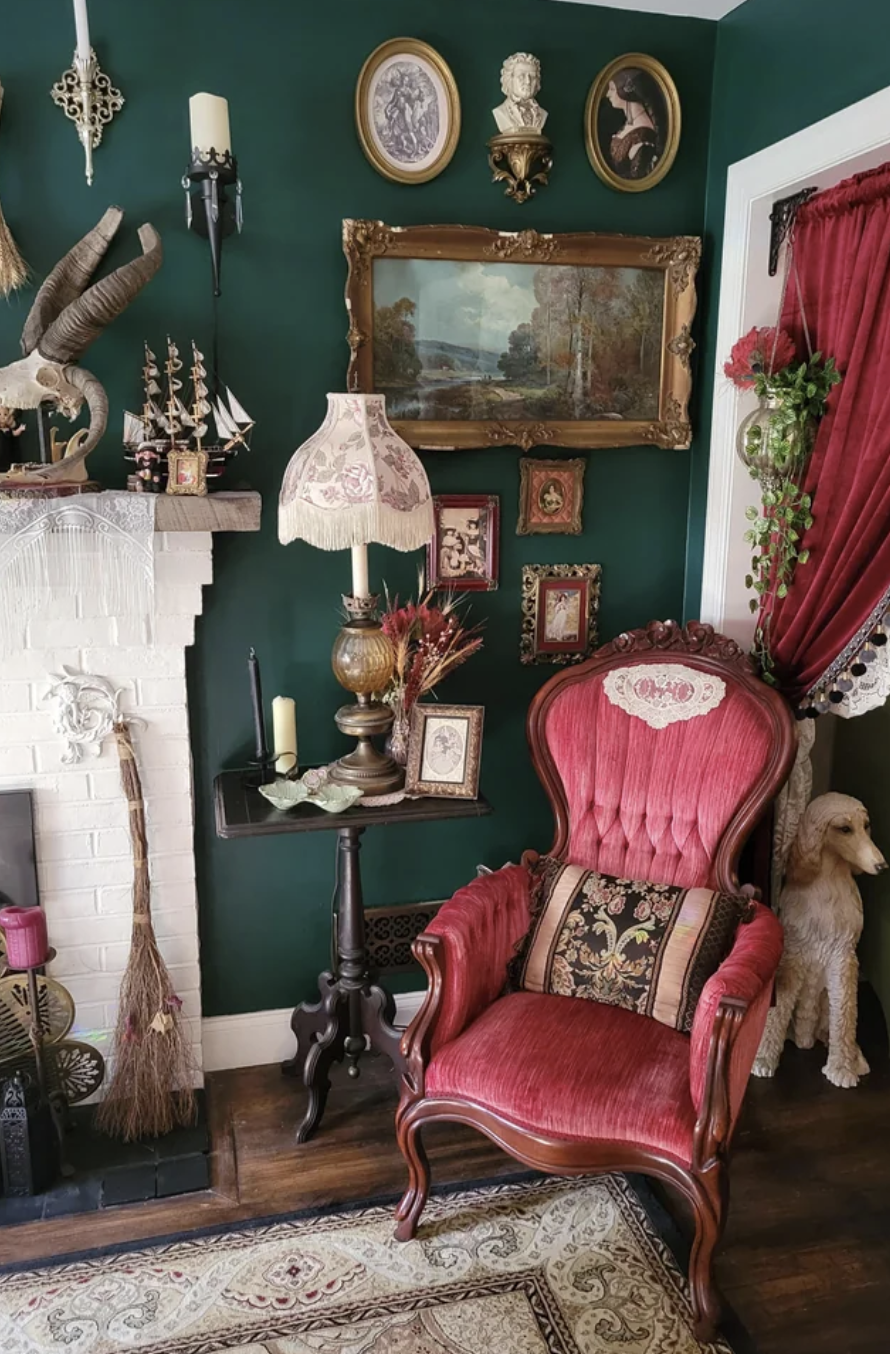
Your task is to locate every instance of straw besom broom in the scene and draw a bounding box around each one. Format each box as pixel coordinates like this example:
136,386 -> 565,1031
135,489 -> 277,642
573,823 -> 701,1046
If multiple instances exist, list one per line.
95,722 -> 196,1141
0,80 -> 27,297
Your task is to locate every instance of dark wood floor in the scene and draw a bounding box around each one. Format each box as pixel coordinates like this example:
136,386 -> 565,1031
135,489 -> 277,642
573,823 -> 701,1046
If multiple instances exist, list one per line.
3,1011 -> 889,1354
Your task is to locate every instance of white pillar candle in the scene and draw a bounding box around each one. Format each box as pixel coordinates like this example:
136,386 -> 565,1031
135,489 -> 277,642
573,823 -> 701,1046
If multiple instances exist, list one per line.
73,0 -> 91,61
351,543 -> 370,599
189,92 -> 231,155
272,695 -> 297,776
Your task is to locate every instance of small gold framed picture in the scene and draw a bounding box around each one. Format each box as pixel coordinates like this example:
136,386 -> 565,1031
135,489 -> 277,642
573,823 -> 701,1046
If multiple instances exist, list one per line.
585,54 -> 681,193
520,563 -> 601,665
518,458 -> 585,535
405,703 -> 484,799
166,449 -> 209,496
355,38 -> 461,185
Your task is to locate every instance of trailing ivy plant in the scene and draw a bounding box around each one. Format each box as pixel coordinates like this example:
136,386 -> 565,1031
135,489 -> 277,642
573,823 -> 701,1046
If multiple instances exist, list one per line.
739,352 -> 841,681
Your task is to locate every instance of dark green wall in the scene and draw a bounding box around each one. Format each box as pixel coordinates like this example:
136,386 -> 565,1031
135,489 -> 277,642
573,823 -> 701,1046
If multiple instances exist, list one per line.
685,0 -> 890,618
0,0 -> 715,1016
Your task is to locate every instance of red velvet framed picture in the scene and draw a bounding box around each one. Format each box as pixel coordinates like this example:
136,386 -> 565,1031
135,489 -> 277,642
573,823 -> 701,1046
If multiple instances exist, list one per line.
517,457 -> 586,535
427,494 -> 499,592
521,563 -> 601,665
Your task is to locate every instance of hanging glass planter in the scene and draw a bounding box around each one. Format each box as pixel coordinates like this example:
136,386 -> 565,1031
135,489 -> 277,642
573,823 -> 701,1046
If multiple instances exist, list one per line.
736,392 -> 811,494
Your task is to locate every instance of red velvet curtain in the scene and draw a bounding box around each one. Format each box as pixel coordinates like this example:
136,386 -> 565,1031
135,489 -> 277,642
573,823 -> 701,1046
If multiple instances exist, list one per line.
770,163 -> 890,707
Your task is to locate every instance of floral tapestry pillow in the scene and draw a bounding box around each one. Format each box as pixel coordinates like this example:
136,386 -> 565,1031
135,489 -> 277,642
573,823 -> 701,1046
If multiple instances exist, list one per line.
509,857 -> 753,1034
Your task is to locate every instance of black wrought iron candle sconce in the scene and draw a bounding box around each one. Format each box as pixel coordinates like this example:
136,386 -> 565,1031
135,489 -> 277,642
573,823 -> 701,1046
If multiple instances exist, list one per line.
182,149 -> 243,299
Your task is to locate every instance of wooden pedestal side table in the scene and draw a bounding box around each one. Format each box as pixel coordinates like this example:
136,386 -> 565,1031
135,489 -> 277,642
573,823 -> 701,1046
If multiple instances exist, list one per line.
214,770 -> 492,1142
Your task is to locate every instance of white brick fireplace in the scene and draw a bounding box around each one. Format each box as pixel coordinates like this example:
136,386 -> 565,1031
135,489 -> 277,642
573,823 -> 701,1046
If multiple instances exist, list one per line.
0,495 -> 259,1089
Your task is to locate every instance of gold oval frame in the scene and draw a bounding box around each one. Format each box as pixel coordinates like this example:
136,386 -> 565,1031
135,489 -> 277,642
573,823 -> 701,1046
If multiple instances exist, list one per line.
584,53 -> 681,194
356,38 -> 461,185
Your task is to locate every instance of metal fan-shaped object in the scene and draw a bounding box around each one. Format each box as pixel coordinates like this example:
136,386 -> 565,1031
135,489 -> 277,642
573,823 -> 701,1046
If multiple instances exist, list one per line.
48,1040 -> 106,1104
0,972 -> 75,1066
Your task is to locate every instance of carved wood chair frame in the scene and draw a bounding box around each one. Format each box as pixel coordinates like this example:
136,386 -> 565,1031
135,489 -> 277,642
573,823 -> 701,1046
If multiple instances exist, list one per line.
394,620 -> 796,1341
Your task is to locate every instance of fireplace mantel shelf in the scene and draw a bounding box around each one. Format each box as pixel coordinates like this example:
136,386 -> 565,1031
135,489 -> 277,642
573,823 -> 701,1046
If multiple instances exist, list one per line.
154,490 -> 261,532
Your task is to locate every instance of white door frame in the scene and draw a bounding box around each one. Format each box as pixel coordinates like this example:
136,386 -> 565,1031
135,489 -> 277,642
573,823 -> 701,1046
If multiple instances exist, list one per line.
700,86 -> 890,645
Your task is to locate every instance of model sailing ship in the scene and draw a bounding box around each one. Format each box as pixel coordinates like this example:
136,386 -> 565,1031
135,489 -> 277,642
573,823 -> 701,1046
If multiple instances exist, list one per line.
123,338 -> 254,490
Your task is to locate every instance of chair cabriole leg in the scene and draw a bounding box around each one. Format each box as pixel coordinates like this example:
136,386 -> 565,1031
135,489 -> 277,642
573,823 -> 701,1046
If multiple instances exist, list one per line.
394,1111 -> 431,1241
687,1164 -> 726,1342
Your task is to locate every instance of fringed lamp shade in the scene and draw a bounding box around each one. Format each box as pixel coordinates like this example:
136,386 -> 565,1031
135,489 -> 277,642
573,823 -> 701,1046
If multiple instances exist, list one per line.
278,393 -> 433,556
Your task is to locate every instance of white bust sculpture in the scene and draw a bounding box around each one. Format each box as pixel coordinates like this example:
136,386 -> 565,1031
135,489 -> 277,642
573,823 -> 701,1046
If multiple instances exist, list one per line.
492,52 -> 548,135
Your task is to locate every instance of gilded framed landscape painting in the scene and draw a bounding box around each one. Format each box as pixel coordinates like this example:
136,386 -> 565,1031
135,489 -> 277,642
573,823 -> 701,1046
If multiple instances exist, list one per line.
343,220 -> 699,452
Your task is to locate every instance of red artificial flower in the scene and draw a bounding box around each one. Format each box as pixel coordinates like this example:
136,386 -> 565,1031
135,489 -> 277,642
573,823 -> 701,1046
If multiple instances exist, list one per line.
724,326 -> 797,388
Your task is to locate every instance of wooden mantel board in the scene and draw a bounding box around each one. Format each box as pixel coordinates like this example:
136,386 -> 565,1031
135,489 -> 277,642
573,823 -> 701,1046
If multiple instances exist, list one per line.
154,491 -> 262,532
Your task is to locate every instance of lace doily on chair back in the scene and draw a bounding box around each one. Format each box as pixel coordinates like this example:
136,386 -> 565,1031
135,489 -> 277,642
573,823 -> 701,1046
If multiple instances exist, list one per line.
603,663 -> 727,730
0,492 -> 156,655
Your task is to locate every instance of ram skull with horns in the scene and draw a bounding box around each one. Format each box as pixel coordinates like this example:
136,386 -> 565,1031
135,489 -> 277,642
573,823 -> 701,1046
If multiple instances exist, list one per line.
0,206 -> 162,485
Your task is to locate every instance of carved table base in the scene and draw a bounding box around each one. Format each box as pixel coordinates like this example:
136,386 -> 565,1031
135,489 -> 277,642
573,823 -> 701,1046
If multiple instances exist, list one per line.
281,825 -> 404,1143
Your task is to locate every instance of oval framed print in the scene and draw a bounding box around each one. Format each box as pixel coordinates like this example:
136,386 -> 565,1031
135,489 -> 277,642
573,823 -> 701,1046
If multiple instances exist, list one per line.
356,38 -> 461,185
584,54 -> 681,193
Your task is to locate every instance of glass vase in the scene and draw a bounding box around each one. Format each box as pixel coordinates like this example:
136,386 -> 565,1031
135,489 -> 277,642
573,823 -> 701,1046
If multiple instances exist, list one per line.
736,393 -> 811,493
385,692 -> 411,766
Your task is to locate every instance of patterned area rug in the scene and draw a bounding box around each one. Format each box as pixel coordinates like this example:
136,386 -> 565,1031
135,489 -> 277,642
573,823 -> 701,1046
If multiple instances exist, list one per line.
0,1175 -> 733,1353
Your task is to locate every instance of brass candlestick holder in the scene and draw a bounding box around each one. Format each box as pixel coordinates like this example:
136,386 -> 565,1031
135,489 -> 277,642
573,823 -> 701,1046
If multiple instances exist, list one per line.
488,132 -> 553,204
330,594 -> 403,796
51,48 -> 124,186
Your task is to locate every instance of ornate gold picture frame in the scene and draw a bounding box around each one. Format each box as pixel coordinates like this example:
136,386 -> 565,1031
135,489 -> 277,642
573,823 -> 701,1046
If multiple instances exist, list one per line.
405,703 -> 484,799
520,563 -> 601,665
166,449 -> 208,496
517,457 -> 585,535
355,39 -> 461,185
343,219 -> 699,452
585,54 -> 681,194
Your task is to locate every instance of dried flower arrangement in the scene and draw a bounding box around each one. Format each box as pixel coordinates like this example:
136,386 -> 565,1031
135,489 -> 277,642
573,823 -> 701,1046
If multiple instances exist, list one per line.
380,578 -> 484,764
0,80 -> 27,299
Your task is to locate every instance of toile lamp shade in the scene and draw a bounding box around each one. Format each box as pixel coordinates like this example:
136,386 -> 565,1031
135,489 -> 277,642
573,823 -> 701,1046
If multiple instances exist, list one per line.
278,393 -> 434,552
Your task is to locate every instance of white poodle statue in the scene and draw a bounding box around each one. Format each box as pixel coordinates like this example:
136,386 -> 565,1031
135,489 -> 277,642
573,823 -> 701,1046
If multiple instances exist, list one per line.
754,792 -> 887,1088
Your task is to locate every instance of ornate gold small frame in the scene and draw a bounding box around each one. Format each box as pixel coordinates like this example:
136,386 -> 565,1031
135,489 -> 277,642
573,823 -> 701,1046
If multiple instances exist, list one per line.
166,449 -> 209,496
517,457 -> 585,535
343,219 -> 699,451
521,563 -> 601,665
585,53 -> 681,194
355,38 -> 461,185
405,703 -> 484,799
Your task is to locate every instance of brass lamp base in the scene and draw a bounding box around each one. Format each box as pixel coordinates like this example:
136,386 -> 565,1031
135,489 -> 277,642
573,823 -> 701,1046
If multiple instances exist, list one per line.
329,596 -> 404,797
330,696 -> 404,796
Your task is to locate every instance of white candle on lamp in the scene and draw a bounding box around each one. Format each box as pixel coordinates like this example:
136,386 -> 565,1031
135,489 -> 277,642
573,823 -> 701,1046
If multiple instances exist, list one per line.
272,696 -> 297,776
73,0 -> 91,61
189,92 -> 231,155
351,543 -> 370,599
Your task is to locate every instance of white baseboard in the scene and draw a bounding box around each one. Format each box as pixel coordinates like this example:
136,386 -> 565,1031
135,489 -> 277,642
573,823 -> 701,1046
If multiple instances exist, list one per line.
201,989 -> 426,1073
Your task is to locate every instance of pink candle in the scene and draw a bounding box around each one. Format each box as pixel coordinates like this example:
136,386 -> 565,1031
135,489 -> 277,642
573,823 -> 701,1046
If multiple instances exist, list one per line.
0,906 -> 49,969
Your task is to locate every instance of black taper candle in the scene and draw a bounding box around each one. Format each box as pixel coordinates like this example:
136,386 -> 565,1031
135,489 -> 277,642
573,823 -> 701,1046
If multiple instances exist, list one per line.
248,647 -> 268,761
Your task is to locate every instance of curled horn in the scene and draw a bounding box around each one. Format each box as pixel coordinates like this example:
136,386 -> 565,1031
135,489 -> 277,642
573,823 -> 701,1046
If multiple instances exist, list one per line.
21,207 -> 124,357
36,223 -> 163,365
63,367 -> 109,463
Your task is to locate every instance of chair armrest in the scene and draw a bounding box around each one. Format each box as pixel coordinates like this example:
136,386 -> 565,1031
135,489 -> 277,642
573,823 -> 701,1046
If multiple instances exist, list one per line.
414,863 -> 533,1058
690,902 -> 784,1142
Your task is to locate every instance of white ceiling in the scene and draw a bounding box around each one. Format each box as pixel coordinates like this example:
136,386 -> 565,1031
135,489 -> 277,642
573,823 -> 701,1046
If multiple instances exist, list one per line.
555,0 -> 745,19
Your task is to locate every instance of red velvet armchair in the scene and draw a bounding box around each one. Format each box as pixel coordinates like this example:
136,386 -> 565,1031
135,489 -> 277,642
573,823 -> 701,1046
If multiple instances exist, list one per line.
394,621 -> 796,1340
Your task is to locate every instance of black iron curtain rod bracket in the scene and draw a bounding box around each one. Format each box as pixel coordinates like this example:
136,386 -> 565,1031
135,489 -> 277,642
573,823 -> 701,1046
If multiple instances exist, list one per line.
768,187 -> 817,277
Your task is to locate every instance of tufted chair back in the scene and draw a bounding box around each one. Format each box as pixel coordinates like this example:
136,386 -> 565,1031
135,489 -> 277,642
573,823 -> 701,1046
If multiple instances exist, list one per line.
527,621 -> 795,893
